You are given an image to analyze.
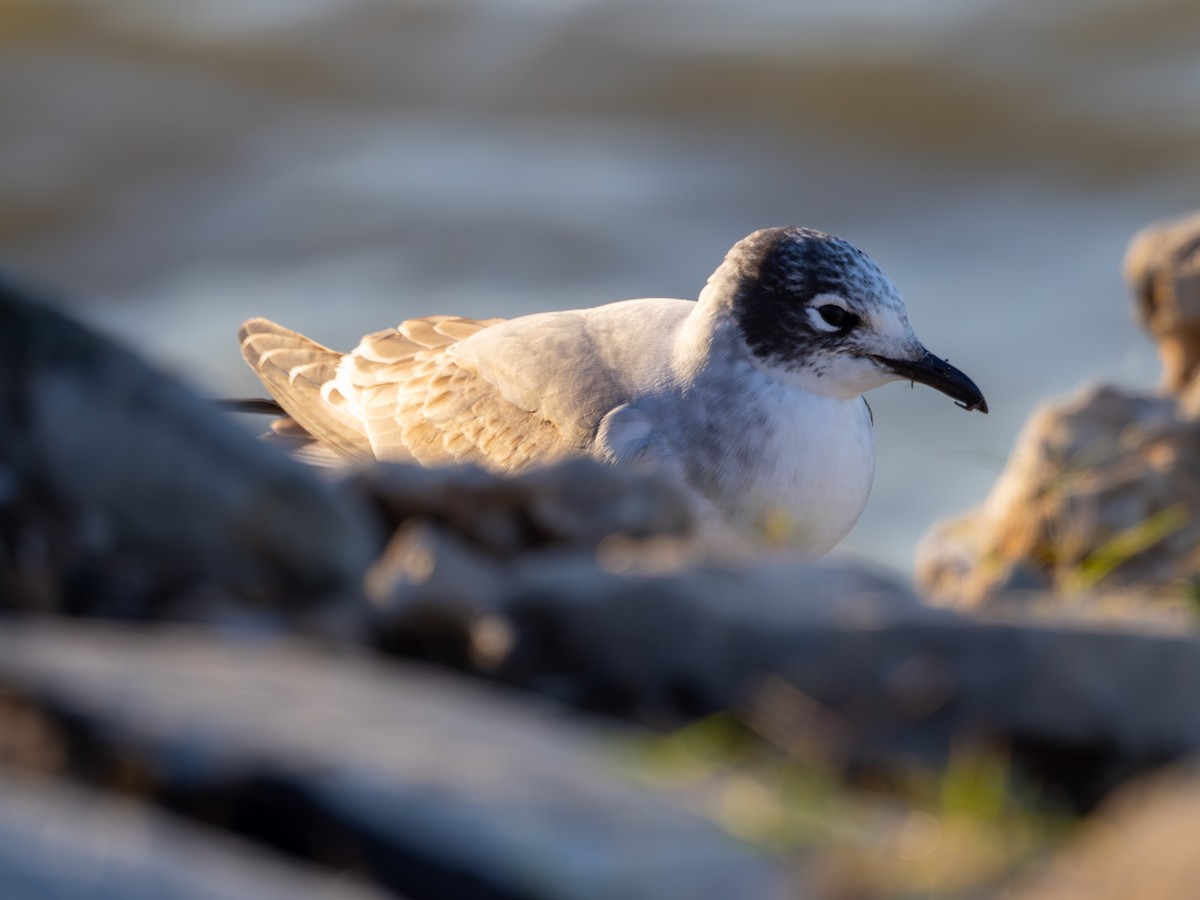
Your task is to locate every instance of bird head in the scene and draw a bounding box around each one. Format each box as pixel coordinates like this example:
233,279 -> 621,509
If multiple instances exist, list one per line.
711,226 -> 987,413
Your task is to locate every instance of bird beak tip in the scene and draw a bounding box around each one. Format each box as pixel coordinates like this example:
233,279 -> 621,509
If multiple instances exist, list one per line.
870,351 -> 987,415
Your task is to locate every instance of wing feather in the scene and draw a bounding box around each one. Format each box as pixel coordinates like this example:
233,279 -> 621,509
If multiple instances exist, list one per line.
241,314 -> 585,471
238,318 -> 374,461
348,348 -> 571,470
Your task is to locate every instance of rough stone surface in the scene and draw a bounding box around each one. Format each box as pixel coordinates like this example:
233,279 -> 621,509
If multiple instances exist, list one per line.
0,278 -> 377,620
915,383 -> 1200,606
1016,764 -> 1200,900
367,525 -> 925,671
0,619 -> 783,900
350,458 -> 700,666
1124,209 -> 1200,394
0,770 -> 394,900
345,457 -> 694,561
364,546 -> 1200,809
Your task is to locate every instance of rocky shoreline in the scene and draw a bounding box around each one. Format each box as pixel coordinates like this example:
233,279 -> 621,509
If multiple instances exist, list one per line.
4,212 -> 1200,898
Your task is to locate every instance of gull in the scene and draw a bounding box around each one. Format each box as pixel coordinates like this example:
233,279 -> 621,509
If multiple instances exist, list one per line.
238,227 -> 986,557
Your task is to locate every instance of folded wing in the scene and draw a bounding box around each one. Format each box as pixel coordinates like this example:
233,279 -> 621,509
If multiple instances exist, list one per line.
239,314 -> 592,471
238,318 -> 373,461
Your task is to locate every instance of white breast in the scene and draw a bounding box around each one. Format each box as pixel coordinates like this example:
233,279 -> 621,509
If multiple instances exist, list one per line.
736,390 -> 875,556
651,374 -> 876,559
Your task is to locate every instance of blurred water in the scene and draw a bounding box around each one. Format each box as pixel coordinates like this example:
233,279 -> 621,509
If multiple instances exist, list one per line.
3,0 -> 1197,571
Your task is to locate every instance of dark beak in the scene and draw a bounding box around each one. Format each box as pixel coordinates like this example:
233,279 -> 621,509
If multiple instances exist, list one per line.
870,350 -> 988,413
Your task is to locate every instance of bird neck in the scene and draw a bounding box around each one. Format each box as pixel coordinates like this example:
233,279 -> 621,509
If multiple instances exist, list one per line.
670,280 -> 745,384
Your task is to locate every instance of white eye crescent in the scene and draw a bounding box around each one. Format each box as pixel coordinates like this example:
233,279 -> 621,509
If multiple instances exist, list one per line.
807,295 -> 855,333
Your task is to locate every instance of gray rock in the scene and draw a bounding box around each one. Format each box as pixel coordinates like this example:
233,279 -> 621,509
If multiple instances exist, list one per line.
364,513 -> 925,674
349,458 -> 700,666
0,771 -> 394,900
0,618 -> 783,900
343,457 -> 694,560
357,512 -> 1200,806
492,561 -> 938,719
364,552 -> 1200,808
0,278 -> 376,620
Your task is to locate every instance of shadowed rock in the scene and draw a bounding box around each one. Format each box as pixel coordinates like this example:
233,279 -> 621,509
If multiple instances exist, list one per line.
364,541 -> 1200,808
349,458 -> 698,665
1016,764 -> 1200,900
0,618 -> 783,900
534,587 -> 1200,809
0,277 -> 377,619
344,457 -> 693,561
0,771 -> 394,900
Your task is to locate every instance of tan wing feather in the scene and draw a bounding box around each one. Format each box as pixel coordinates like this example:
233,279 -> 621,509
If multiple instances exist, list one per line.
238,317 -> 373,461
241,314 -> 577,471
340,318 -> 578,470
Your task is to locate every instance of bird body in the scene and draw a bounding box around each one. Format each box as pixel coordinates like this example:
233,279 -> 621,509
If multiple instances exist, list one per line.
240,227 -> 986,557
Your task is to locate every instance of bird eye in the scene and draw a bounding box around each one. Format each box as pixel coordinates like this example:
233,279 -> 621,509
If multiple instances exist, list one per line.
817,304 -> 857,329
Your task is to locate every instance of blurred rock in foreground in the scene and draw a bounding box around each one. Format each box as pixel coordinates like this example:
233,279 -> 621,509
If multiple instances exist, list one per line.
345,459 -> 693,563
1016,765 -> 1200,900
365,541 -> 1200,809
348,457 -> 697,666
0,770 -> 393,900
918,212 -> 1200,608
0,276 -> 376,620
0,619 -> 782,900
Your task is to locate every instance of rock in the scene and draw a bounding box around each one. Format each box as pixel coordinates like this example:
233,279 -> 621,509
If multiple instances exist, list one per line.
493,561 -> 939,719
915,383 -> 1200,606
0,770 -> 394,900
1124,209 -> 1200,395
363,509 -> 926,682
915,213 -> 1200,609
0,277 -> 377,621
362,551 -> 1200,808
0,618 -> 782,900
354,500 -> 1200,810
343,457 -> 694,560
349,458 -> 698,666
365,520 -> 512,666
1015,764 -> 1200,900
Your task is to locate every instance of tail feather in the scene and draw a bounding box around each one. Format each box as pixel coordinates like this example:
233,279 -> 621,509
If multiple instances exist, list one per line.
218,397 -> 285,415
238,318 -> 372,461
260,417 -> 345,467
